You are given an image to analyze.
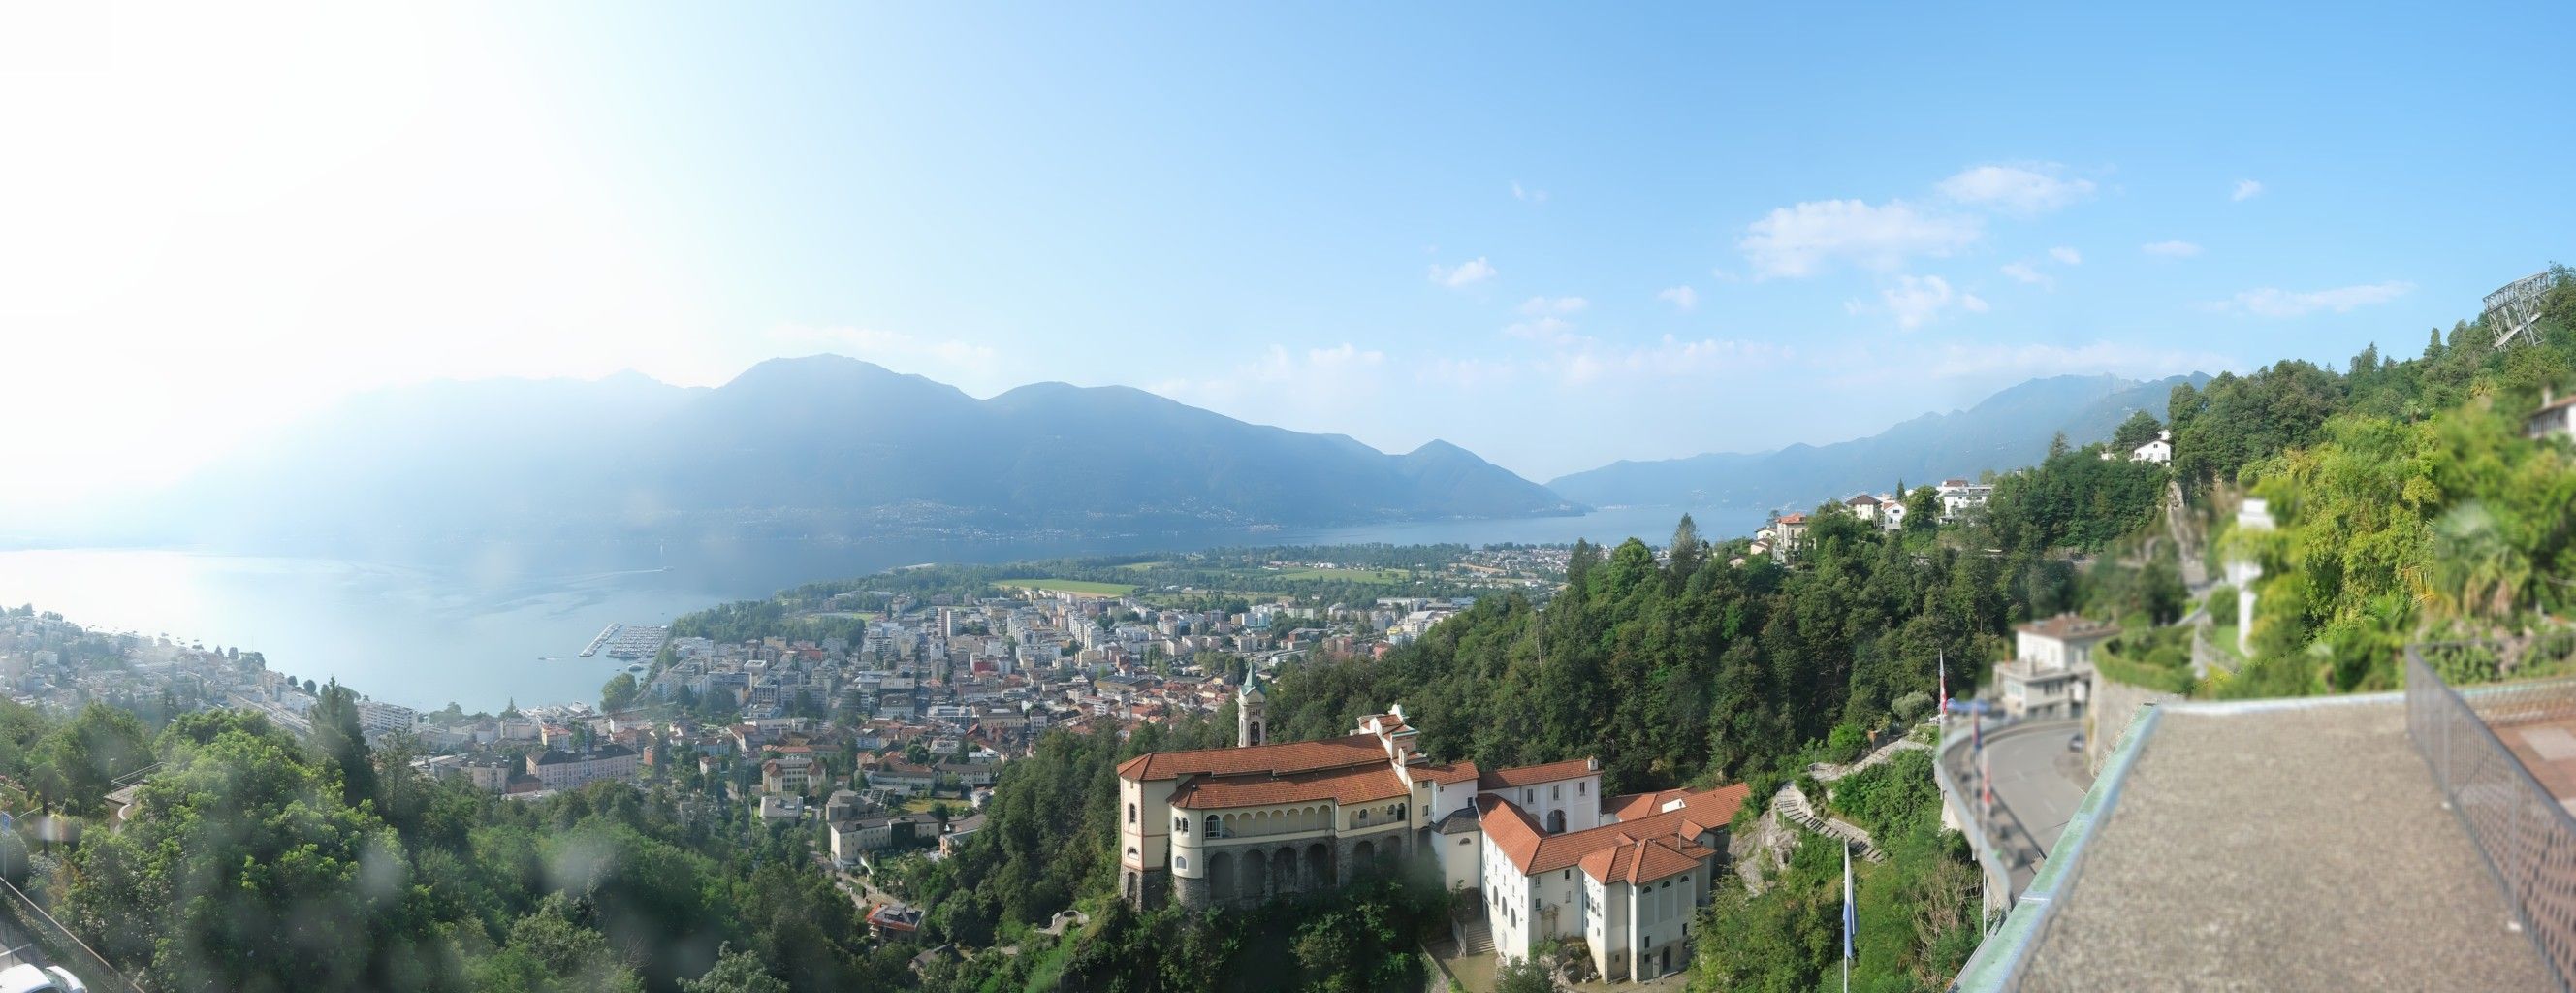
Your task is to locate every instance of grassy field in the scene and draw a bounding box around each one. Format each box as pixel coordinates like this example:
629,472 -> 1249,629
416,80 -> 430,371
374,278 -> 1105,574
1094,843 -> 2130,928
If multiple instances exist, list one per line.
996,578 -> 1136,596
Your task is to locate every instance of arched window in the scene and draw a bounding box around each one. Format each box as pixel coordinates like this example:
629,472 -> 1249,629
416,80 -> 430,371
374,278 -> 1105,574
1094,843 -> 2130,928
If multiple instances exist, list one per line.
1205,815 -> 1222,837
1128,803 -> 1137,824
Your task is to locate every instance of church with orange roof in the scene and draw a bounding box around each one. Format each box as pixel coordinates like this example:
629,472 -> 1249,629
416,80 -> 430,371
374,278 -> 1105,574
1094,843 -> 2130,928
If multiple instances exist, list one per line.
1115,676 -> 1749,983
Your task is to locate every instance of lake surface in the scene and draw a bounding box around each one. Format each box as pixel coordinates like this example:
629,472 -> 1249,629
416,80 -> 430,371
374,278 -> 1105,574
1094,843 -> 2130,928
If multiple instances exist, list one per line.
0,504 -> 1758,712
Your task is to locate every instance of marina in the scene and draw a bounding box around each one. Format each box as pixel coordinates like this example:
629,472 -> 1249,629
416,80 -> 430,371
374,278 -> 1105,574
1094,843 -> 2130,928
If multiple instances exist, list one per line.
579,623 -> 672,659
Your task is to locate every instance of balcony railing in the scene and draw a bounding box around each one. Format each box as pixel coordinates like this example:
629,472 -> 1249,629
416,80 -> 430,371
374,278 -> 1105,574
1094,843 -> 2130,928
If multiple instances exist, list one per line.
2404,642 -> 2576,990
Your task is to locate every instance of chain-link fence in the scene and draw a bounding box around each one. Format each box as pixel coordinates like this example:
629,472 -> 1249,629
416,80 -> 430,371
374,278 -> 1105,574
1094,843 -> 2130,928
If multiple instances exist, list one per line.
2406,643 -> 2576,991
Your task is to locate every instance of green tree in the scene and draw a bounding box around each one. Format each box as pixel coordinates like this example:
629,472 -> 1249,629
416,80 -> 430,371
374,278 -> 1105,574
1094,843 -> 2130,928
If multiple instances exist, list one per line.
1495,958 -> 1555,993
310,679 -> 379,811
2112,409 -> 2165,450
600,672 -> 639,712
680,946 -> 790,993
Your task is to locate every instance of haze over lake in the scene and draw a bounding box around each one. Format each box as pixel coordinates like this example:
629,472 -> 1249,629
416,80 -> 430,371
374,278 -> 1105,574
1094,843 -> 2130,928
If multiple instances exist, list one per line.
0,505 -> 1754,712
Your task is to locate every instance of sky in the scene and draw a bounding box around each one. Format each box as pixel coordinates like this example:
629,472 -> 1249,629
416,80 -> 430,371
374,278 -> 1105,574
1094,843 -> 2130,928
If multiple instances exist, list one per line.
2,2 -> 2570,513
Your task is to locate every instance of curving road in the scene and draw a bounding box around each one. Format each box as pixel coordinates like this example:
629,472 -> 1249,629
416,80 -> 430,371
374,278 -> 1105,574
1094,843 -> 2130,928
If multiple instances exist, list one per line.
1951,720 -> 2093,898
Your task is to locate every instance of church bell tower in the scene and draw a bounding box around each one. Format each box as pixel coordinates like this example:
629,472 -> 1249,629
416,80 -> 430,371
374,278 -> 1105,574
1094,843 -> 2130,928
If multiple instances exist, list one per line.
1237,673 -> 1267,747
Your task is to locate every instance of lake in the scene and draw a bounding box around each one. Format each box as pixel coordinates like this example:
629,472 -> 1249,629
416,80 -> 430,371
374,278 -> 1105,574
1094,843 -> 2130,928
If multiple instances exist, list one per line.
0,504 -> 1758,712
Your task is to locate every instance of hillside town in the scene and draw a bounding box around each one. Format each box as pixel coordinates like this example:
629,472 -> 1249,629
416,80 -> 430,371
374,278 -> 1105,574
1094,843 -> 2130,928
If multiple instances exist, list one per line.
0,567 -> 1512,883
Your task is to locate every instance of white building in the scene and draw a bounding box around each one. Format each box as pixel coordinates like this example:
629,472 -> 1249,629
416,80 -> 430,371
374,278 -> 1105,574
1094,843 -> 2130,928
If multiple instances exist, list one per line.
525,744 -> 640,791
1994,614 -> 2120,720
1936,479 -> 1992,521
2130,430 -> 2173,464
1116,683 -> 1749,983
2528,388 -> 2576,439
354,699 -> 419,738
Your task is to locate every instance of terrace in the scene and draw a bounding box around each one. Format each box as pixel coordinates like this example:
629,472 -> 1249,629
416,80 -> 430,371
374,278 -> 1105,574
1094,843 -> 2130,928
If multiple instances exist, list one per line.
1950,638 -> 2576,991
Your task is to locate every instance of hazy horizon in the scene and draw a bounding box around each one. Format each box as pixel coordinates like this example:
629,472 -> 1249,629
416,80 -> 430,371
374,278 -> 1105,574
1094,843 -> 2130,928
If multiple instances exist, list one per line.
6,3 -> 2566,513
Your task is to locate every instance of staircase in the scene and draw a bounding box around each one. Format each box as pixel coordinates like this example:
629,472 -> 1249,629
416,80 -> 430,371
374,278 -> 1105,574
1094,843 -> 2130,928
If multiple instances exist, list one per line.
1773,782 -> 1887,863
1456,917 -> 1495,956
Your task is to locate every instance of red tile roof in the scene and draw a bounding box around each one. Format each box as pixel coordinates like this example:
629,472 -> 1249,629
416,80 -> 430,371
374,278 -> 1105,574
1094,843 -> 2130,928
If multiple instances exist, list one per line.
1170,764 -> 1410,810
1604,788 -> 1688,821
1577,835 -> 1717,884
1479,757 -> 1597,790
1115,733 -> 1387,781
1412,760 -> 1481,785
1483,782 -> 1752,877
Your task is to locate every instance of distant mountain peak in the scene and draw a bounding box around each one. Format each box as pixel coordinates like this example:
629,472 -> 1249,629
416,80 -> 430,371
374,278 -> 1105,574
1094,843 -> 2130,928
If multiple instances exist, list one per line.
1547,372 -> 2210,512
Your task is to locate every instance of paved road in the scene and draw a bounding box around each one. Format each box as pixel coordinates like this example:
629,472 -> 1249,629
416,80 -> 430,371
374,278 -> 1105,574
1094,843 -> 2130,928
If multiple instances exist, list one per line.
1952,721 -> 2093,898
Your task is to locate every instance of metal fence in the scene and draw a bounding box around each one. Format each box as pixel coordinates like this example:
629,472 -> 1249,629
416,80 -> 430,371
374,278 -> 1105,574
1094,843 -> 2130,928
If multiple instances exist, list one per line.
2405,643 -> 2576,992
0,875 -> 142,993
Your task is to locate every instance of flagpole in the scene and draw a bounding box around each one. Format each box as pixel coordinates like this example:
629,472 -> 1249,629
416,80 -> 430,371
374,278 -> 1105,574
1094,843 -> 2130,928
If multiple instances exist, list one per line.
1842,841 -> 1853,993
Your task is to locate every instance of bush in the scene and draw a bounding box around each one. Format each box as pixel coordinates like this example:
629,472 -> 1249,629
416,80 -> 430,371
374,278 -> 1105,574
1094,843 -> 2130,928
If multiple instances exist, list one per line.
1890,691 -> 1932,725
1826,722 -> 1866,763
2206,584 -> 2238,627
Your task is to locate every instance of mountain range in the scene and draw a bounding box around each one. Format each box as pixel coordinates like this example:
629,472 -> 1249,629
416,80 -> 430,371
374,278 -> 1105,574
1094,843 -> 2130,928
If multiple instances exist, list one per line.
83,360 -> 2208,559
1545,373 -> 2210,511
137,355 -> 1579,557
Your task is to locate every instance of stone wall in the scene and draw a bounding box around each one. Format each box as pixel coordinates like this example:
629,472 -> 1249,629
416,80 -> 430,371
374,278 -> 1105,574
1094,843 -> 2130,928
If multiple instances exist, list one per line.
2086,672 -> 2181,776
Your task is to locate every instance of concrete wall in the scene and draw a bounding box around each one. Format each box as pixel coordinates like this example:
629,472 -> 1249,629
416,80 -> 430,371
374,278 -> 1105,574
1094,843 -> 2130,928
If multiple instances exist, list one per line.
2086,673 -> 2181,777
1435,828 -> 1480,892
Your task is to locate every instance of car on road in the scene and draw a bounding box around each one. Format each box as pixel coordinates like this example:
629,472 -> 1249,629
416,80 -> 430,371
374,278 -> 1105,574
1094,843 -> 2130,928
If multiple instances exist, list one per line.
0,964 -> 86,993
2067,732 -> 2085,753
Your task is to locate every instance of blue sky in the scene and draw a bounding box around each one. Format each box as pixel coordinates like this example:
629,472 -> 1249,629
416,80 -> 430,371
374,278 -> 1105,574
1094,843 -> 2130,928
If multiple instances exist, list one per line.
2,1 -> 2569,502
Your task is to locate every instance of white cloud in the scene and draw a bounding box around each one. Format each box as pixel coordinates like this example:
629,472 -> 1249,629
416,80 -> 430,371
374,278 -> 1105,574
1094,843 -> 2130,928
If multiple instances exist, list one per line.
1936,164 -> 2097,214
2211,281 -> 2415,318
2142,240 -> 2203,258
1511,181 -> 1548,204
2232,179 -> 2265,202
1504,315 -> 1583,346
2049,245 -> 2083,266
1555,336 -> 1790,386
2000,262 -> 2051,287
1656,285 -> 1699,311
1429,256 -> 1497,288
1503,297 -> 1590,345
1737,199 -> 1981,278
1422,357 -> 1521,389
1305,342 -> 1386,369
1864,275 -> 1987,330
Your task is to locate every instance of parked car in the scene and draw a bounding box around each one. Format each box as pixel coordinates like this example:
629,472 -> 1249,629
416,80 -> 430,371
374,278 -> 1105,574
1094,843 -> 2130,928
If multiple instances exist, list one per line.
2067,732 -> 2086,753
0,964 -> 85,993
